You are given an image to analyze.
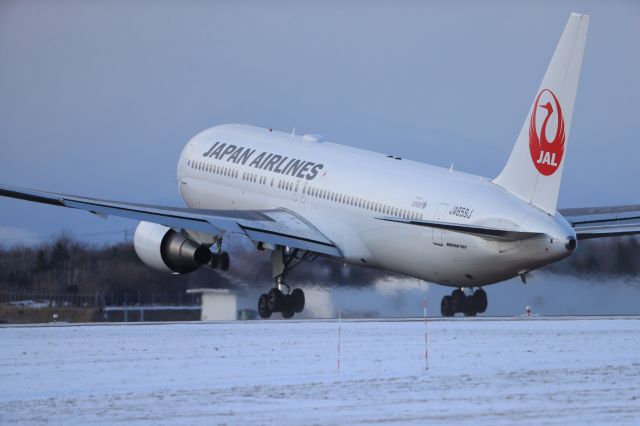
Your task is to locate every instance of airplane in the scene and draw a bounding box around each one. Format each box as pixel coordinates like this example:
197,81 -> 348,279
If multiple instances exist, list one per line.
1,13 -> 638,318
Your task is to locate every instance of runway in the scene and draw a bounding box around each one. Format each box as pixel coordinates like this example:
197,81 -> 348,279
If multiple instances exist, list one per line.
1,317 -> 639,425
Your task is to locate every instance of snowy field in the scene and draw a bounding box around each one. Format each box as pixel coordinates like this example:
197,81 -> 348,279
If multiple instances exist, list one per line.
1,318 -> 639,425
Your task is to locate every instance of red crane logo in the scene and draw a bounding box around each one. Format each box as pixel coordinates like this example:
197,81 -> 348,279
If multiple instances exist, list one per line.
529,89 -> 565,176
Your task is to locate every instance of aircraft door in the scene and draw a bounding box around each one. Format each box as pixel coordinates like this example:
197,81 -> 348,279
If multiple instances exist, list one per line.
293,180 -> 300,202
300,181 -> 307,204
178,142 -> 195,185
432,203 -> 449,246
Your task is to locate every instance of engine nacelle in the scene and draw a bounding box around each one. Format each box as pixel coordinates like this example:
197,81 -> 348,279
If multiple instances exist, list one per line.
133,221 -> 212,274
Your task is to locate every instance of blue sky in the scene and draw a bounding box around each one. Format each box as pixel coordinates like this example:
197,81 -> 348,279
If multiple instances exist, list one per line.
0,0 -> 639,245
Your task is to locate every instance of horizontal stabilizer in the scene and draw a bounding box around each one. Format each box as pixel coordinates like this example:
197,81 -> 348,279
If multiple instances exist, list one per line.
559,204 -> 640,240
377,217 -> 544,242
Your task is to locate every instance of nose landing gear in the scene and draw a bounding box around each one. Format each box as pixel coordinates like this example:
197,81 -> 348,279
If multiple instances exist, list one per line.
441,287 -> 487,317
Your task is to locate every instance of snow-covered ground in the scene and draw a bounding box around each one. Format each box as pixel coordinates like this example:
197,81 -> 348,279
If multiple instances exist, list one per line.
1,318 -> 639,425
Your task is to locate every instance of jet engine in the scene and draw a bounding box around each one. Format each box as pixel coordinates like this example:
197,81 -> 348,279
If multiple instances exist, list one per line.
133,221 -> 212,273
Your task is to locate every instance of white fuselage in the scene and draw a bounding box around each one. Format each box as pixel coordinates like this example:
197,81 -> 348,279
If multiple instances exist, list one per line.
177,124 -> 575,288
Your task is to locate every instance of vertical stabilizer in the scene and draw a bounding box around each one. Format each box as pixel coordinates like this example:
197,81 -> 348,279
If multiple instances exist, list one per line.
493,13 -> 589,214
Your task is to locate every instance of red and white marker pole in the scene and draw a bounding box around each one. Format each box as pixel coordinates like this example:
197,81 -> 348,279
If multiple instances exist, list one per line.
337,309 -> 342,373
423,299 -> 429,371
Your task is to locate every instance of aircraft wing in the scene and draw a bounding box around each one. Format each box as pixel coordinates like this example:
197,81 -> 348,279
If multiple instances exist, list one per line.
0,184 -> 342,256
558,205 -> 640,240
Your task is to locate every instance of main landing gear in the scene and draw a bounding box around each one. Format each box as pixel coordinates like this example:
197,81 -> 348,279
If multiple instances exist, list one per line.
209,239 -> 230,271
440,287 -> 487,317
257,246 -> 316,319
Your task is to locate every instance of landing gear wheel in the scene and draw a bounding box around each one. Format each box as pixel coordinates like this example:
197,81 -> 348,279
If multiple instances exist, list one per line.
451,289 -> 465,313
291,288 -> 305,313
472,288 -> 488,313
281,295 -> 295,319
258,294 -> 272,319
441,295 -> 454,317
463,303 -> 477,317
268,288 -> 284,312
209,253 -> 219,269
219,251 -> 230,271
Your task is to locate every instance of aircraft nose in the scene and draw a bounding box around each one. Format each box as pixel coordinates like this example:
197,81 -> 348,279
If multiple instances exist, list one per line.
565,236 -> 577,251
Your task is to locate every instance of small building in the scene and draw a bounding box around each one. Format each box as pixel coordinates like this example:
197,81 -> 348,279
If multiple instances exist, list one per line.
187,289 -> 237,321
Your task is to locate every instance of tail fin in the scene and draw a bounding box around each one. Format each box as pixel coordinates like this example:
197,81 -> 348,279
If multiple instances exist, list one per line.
493,13 -> 589,214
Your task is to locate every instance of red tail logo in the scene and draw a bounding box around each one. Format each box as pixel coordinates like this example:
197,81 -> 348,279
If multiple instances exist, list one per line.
529,89 -> 565,176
